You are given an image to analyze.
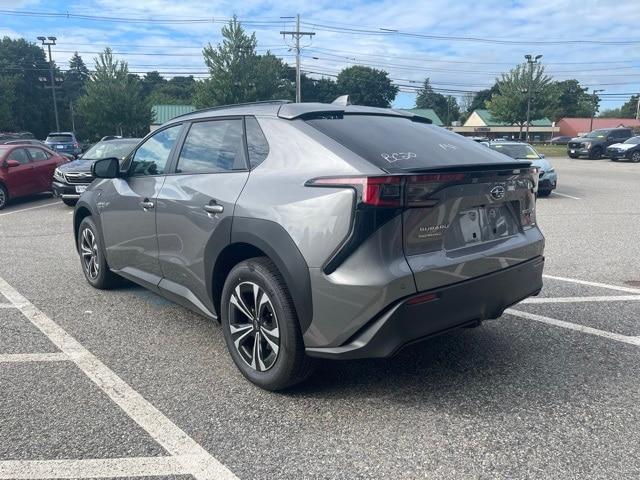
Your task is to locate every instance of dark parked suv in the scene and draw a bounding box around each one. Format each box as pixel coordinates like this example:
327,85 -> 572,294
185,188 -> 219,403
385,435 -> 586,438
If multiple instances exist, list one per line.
74,101 -> 545,390
567,128 -> 633,159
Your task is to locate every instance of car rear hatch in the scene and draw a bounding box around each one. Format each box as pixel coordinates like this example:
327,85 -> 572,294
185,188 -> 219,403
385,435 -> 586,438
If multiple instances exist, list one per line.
304,112 -> 541,291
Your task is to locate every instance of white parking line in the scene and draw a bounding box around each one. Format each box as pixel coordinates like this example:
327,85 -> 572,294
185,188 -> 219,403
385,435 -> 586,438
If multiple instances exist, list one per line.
551,191 -> 581,200
0,274 -> 238,480
522,295 -> 640,304
506,308 -> 640,347
0,352 -> 69,363
543,274 -> 640,294
0,303 -> 16,308
0,201 -> 59,217
0,456 -> 190,479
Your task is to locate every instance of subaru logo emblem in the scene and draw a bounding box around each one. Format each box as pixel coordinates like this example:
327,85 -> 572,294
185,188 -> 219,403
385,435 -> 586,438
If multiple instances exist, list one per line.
490,185 -> 505,200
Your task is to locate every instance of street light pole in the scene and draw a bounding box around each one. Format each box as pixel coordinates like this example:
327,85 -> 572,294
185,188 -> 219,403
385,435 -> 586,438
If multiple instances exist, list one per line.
524,54 -> 542,142
38,36 -> 60,132
589,89 -> 604,132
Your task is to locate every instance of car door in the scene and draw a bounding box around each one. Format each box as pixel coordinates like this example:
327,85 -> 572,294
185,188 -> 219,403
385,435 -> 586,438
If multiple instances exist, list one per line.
155,117 -> 252,316
99,124 -> 184,290
26,147 -> 56,192
3,148 -> 34,198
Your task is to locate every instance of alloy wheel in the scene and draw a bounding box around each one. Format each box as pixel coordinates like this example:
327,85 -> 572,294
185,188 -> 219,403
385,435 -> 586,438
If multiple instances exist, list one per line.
80,227 -> 100,280
228,281 -> 280,372
0,191 -> 5,209
632,152 -> 640,163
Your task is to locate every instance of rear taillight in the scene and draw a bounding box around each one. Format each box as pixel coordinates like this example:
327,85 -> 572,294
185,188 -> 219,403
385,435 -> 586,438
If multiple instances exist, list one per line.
306,176 -> 403,207
306,173 -> 470,208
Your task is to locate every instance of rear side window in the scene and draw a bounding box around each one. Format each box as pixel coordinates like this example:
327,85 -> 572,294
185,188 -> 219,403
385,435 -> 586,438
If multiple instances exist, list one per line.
27,148 -> 50,161
306,114 -> 514,172
177,119 -> 246,174
245,117 -> 269,168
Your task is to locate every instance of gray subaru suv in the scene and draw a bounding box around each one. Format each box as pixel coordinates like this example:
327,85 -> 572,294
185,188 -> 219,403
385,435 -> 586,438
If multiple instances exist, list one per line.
74,101 -> 544,390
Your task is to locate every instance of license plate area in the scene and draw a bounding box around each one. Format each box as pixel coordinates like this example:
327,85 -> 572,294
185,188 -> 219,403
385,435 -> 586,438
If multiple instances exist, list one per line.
444,205 -> 518,250
56,145 -> 64,149
75,185 -> 87,193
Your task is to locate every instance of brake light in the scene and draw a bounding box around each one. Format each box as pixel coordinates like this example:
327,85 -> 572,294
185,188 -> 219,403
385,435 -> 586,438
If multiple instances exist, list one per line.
306,176 -> 402,207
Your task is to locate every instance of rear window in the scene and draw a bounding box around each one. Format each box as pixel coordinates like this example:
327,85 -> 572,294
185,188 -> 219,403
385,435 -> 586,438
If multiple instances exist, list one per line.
488,143 -> 540,160
305,114 -> 517,172
46,134 -> 73,142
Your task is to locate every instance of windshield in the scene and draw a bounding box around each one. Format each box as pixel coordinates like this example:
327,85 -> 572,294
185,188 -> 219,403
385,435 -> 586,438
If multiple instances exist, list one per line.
623,136 -> 640,145
583,130 -> 610,139
46,134 -> 73,142
83,141 -> 138,160
488,143 -> 540,159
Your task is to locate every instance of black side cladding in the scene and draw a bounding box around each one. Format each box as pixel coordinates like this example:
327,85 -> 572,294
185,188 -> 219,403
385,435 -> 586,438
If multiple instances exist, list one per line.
230,217 -> 314,333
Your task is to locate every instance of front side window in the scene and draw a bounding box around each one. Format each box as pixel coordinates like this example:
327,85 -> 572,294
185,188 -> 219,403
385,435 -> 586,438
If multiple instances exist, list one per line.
27,148 -> 50,161
176,119 -> 246,174
8,148 -> 29,164
129,125 -> 182,176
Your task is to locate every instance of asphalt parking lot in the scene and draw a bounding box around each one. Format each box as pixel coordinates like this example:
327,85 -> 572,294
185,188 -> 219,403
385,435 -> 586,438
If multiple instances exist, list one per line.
1,156 -> 639,480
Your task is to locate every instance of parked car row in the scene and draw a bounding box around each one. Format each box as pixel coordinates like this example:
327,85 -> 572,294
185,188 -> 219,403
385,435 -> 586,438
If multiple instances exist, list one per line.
53,138 -> 140,206
0,137 -> 139,210
567,127 -> 639,161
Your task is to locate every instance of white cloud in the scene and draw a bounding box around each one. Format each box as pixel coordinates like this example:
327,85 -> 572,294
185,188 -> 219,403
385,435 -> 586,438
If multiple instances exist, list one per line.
6,0 -> 639,108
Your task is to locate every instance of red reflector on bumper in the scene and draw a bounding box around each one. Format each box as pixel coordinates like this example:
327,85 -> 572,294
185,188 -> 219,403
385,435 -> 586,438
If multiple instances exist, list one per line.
406,292 -> 439,306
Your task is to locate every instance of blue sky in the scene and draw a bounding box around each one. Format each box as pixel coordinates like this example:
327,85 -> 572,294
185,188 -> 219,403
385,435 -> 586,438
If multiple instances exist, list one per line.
1,0 -> 639,110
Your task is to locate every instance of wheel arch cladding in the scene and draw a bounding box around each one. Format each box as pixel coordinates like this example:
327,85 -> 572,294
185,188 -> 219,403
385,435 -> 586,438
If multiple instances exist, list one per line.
73,205 -> 93,250
206,216 -> 313,333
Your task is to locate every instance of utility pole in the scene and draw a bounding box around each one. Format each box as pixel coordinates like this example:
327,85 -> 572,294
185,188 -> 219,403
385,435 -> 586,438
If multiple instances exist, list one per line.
589,89 -> 604,132
636,94 -> 640,120
38,36 -> 60,132
524,54 -> 542,142
280,15 -> 315,103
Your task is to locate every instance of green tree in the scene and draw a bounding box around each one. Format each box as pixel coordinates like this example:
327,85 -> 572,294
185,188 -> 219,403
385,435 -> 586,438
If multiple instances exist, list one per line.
543,79 -> 593,122
468,84 -> 500,113
76,48 -> 151,138
141,71 -> 166,99
0,37 -> 51,137
147,76 -> 197,105
336,66 -> 398,107
300,74 -> 338,103
486,62 -> 552,139
598,108 -> 623,118
414,79 -> 460,125
620,95 -> 639,118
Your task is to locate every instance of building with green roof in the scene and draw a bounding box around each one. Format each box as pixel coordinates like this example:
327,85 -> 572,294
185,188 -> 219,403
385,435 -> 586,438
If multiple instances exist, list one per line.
150,105 -> 196,131
452,109 -> 558,140
397,108 -> 443,126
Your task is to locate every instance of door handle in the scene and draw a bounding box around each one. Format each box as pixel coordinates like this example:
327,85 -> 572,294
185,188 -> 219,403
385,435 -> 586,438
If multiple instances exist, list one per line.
203,203 -> 224,214
139,200 -> 155,210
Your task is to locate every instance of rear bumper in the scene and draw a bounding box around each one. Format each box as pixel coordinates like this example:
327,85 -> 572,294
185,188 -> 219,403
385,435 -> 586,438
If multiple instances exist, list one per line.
305,256 -> 544,359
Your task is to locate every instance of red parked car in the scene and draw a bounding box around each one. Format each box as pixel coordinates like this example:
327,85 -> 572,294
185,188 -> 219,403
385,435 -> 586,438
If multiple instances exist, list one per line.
0,144 -> 68,209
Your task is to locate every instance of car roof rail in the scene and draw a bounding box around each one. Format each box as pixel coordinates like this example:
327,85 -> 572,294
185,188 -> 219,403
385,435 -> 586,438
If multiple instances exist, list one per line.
172,99 -> 292,120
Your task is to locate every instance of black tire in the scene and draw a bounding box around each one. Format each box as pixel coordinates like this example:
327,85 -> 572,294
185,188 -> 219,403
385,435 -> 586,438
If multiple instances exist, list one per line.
62,198 -> 77,207
538,189 -> 552,197
0,184 -> 7,210
221,257 -> 315,390
568,154 -> 578,159
610,157 -> 618,162
77,217 -> 120,289
589,147 -> 602,160
631,151 -> 640,163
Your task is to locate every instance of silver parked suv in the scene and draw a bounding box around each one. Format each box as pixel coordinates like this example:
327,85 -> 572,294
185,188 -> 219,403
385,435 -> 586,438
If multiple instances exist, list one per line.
74,101 -> 545,390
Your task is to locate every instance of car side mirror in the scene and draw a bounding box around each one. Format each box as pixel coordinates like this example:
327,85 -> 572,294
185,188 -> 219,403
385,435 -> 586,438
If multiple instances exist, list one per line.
92,157 -> 120,178
539,153 -> 545,158
5,159 -> 20,168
